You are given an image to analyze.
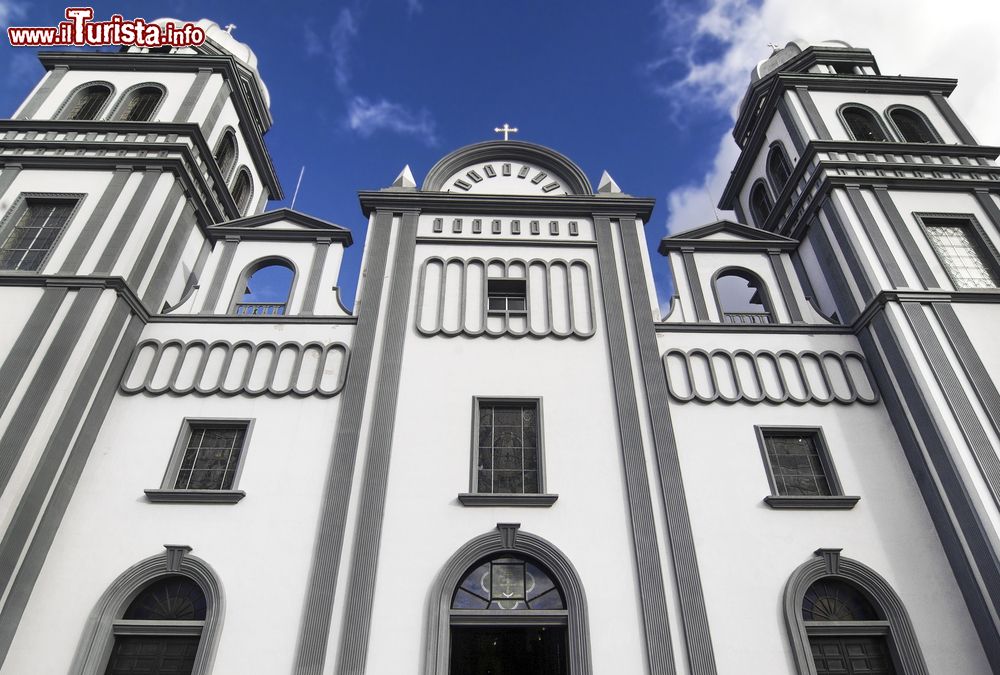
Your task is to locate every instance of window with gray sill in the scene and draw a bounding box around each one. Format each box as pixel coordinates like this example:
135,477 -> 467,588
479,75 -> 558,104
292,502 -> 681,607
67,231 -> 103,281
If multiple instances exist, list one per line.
0,199 -> 74,271
487,278 -> 527,317
174,424 -> 247,490
756,426 -> 859,508
923,217 -> 999,289
476,401 -> 540,494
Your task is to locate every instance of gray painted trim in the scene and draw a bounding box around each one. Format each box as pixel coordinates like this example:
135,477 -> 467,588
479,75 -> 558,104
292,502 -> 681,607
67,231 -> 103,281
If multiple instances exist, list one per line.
127,180 -> 184,288
335,211 -> 418,674
158,417 -> 255,492
0,165 -> 22,203
416,236 -> 595,248
820,200 -> 875,301
252,187 -> 269,215
292,210 -> 395,675
884,105 -> 944,144
0,314 -> 143,666
845,187 -> 906,287
929,91 -> 976,145
0,287 -> 102,495
456,493 -> 558,506
120,338 -> 349,398
143,489 -> 245,503
226,255 -> 298,315
106,82 -> 167,122
778,96 -> 807,155
806,218 -> 858,320
173,68 -> 212,123
470,396 -> 547,494
0,191 -> 85,273
912,210 -> 1000,290
618,217 -> 717,674
16,66 -> 68,119
973,190 -> 1000,237
710,266 -> 778,325
681,250 -> 709,321
753,425 -> 848,496
784,553 -> 929,675
0,287 -> 66,416
201,81 -> 232,143
95,169 -> 162,273
51,81 -> 116,121
145,202 -> 198,309
794,86 -> 831,139
198,238 -> 238,314
768,252 -> 804,321
300,240 -> 331,315
59,168 -> 132,273
872,188 -> 937,289
764,496 -> 859,509
593,216 -> 678,675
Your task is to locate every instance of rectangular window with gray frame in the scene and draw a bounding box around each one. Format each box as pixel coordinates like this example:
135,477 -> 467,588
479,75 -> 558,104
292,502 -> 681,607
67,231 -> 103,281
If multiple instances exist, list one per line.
144,419 -> 254,503
916,213 -> 1000,289
487,278 -> 527,316
755,426 -> 858,509
0,195 -> 80,271
459,398 -> 557,506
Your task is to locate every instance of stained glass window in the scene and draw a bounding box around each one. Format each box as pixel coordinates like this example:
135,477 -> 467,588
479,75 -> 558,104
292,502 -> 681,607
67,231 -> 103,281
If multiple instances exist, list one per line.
842,107 -> 888,142
174,424 -> 246,490
452,556 -> 565,611
476,402 -> 539,494
924,219 -> 999,289
124,576 -> 207,621
802,579 -> 879,622
117,87 -> 162,122
764,432 -> 832,496
0,199 -> 74,271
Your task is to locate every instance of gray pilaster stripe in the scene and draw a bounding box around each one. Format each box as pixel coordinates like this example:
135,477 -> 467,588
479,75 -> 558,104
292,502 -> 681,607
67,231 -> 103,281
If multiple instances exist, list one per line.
0,165 -> 22,203
845,187 -> 906,287
0,288 -> 67,415
15,66 -> 68,120
335,212 -> 418,674
144,202 -> 198,310
934,302 -> 1000,452
930,91 -> 976,145
127,181 -> 184,288
733,200 -> 747,224
768,251 -> 803,322
789,250 -> 816,302
95,170 -> 162,274
807,219 -> 859,320
973,190 -> 1000,232
172,68 -> 212,123
872,188 -> 936,289
902,302 -> 1000,506
198,238 -> 238,314
252,188 -> 268,216
681,250 -> 708,321
820,200 -> 875,301
794,86 -> 831,139
861,317 -> 1000,670
594,216 -> 677,675
0,302 -> 130,594
619,217 -> 716,674
777,98 -> 807,155
0,316 -> 143,666
0,288 -> 102,495
59,169 -> 132,273
202,82 -> 232,142
293,211 -> 394,675
300,240 -> 331,315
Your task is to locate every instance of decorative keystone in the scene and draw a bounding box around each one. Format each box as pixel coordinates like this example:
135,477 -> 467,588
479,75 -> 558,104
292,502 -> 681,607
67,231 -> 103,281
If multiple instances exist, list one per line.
497,523 -> 520,549
814,548 -> 843,575
164,544 -> 193,572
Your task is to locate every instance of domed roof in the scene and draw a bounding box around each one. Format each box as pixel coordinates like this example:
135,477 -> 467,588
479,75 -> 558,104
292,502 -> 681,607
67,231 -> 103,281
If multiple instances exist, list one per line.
751,39 -> 853,82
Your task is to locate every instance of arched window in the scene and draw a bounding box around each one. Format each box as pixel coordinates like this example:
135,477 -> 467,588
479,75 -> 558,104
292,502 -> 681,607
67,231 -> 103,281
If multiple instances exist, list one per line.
115,85 -> 163,122
61,83 -> 112,120
888,107 -> 939,144
749,181 -> 774,228
714,268 -> 774,324
232,258 -> 295,316
841,105 -> 889,142
427,526 -> 592,675
231,169 -> 253,216
767,144 -> 792,194
785,552 -> 929,675
213,129 -> 238,181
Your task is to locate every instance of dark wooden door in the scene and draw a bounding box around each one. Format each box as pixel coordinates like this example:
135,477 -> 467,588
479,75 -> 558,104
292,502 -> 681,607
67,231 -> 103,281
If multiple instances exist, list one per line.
450,626 -> 568,675
810,636 -> 896,675
104,635 -> 199,675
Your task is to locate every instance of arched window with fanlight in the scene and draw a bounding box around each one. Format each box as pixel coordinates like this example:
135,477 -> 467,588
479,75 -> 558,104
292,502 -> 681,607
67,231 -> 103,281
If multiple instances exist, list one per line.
840,105 -> 889,142
766,143 -> 792,195
60,83 -> 113,120
713,268 -> 774,324
231,257 -> 295,316
887,107 -> 940,144
114,85 -> 164,122
213,129 -> 238,181
231,168 -> 253,216
749,180 -> 773,228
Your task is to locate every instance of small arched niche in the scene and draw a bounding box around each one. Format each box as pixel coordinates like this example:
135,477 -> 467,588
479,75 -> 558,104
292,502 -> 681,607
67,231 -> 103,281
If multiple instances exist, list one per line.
840,104 -> 889,142
230,258 -> 296,316
713,267 -> 775,324
59,82 -> 113,120
886,107 -> 940,144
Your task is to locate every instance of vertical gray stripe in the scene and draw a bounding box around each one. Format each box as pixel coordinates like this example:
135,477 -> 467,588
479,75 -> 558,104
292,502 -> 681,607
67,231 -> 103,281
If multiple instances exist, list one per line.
930,91 -> 976,144
59,169 -> 132,273
300,240 -> 331,315
0,165 -> 22,203
768,251 -> 803,322
845,187 -> 906,287
733,201 -> 747,224
0,288 -> 102,495
198,238 -> 238,314
619,217 -> 716,674
873,188 -> 936,289
127,181 -> 184,288
0,288 -> 67,415
0,316 -> 143,666
777,97 -> 807,155
973,190 -> 1000,232
16,67 -> 68,120
293,211 -> 394,675
95,170 -> 162,274
902,302 -> 1000,506
252,188 -> 268,216
0,302 -> 130,594
789,249 -> 816,303
821,200 -> 875,300
202,82 -> 231,141
594,216 -> 677,675
795,86 -> 831,139
681,250 -> 708,320
144,203 -> 198,310
173,68 -> 212,123
335,212 -> 418,674
807,219 -> 858,321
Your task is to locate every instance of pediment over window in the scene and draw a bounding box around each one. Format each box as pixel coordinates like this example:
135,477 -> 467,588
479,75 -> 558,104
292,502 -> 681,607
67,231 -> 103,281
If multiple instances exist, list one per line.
658,219 -> 797,253
207,208 -> 353,245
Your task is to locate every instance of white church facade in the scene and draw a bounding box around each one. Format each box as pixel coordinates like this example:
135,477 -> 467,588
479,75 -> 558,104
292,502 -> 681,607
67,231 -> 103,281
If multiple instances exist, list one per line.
0,20 -> 997,675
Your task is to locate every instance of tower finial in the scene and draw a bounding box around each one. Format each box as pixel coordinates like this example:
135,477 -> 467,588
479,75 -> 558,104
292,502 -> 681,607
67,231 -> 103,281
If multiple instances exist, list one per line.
493,123 -> 518,141
225,23 -> 237,35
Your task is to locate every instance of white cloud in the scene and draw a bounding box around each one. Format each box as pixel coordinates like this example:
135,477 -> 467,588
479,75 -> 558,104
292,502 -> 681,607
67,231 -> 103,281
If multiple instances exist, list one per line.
346,96 -> 438,145
659,0 -> 1000,234
0,1 -> 26,29
406,0 -> 423,16
329,8 -> 359,91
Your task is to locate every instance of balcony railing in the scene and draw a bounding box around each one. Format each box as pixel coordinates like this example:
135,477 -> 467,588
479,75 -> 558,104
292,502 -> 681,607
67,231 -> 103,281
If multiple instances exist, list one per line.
722,311 -> 772,325
233,302 -> 286,316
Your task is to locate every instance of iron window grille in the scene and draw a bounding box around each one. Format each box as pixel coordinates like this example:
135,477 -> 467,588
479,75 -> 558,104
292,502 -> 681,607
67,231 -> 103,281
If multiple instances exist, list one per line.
920,215 -> 1000,289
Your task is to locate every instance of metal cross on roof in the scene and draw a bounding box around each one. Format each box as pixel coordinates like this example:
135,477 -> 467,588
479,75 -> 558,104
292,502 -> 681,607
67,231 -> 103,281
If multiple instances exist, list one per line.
494,123 -> 518,141
225,23 -> 237,34
767,42 -> 781,53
